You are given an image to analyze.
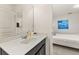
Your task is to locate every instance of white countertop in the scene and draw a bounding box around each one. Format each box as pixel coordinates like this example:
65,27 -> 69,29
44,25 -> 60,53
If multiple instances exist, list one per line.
0,34 -> 46,55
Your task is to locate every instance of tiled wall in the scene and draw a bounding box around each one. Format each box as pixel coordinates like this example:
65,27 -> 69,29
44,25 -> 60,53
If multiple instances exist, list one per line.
0,5 -> 16,39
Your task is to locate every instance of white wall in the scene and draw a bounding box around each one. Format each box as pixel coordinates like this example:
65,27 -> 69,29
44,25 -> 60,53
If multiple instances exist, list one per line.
0,4 -> 16,38
54,13 -> 79,34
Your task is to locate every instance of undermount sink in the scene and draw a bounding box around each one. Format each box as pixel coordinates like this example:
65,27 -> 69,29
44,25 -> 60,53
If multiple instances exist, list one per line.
21,34 -> 42,44
21,36 -> 38,44
21,39 -> 32,44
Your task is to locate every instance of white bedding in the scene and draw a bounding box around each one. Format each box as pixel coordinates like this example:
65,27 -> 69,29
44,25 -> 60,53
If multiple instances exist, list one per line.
53,34 -> 79,49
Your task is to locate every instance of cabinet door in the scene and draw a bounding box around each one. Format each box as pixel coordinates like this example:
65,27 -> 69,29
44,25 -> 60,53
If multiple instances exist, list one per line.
0,48 -> 1,55
36,44 -> 46,55
1,49 -> 8,55
39,44 -> 46,55
26,39 -> 46,55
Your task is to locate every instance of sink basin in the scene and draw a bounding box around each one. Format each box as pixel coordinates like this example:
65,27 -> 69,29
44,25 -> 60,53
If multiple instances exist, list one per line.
21,34 -> 41,44
21,36 -> 36,44
21,39 -> 32,44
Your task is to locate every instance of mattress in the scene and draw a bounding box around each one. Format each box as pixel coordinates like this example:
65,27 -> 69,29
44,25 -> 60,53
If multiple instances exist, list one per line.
53,34 -> 79,49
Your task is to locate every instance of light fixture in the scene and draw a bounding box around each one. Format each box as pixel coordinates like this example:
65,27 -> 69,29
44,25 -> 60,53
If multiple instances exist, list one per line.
73,4 -> 79,8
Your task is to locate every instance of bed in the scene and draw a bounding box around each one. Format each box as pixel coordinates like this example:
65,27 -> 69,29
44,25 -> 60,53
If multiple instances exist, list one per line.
53,34 -> 79,49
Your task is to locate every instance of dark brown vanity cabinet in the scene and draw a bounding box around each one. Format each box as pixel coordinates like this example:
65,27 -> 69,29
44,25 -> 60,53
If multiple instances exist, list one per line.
1,48 -> 8,55
26,39 -> 46,55
0,48 -> 8,55
35,44 -> 45,55
0,48 -> 1,55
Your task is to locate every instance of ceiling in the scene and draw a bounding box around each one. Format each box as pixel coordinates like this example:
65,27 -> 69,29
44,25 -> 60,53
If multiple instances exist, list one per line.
53,4 -> 79,17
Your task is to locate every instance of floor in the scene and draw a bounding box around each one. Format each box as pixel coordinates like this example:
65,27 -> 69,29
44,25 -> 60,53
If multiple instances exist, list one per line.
53,44 -> 79,55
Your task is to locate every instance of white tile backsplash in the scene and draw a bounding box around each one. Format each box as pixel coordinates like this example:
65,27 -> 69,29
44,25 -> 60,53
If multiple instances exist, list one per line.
0,5 -> 16,39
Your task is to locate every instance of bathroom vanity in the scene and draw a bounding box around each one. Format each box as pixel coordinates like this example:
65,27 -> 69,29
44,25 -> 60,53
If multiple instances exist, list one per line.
0,34 -> 46,55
